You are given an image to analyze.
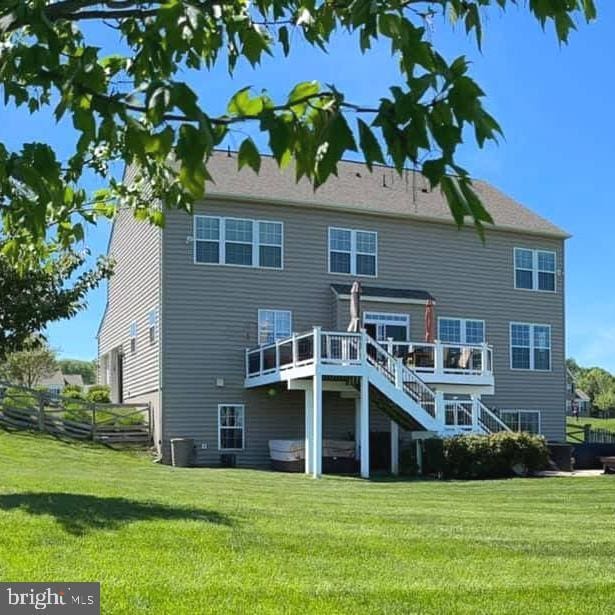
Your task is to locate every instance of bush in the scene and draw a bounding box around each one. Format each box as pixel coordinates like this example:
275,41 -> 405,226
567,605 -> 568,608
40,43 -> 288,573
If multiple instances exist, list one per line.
422,433 -> 549,480
399,445 -> 419,477
422,438 -> 446,476
62,384 -> 84,400
2,387 -> 39,411
86,385 -> 111,404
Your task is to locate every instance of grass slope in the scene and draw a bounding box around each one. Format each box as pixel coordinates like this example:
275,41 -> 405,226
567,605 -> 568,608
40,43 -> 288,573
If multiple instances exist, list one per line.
1,430 -> 615,614
567,417 -> 615,442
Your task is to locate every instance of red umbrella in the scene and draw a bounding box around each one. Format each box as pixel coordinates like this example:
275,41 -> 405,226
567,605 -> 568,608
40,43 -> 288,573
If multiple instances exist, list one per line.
424,298 -> 435,343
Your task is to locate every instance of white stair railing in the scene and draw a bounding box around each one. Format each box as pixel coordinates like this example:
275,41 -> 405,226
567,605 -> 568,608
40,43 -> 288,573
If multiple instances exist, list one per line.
475,398 -> 511,433
364,333 -> 437,418
245,329 -> 507,435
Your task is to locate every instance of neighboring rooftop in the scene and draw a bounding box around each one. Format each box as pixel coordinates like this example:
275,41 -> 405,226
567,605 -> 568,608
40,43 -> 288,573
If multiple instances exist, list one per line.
203,151 -> 569,238
39,371 -> 84,388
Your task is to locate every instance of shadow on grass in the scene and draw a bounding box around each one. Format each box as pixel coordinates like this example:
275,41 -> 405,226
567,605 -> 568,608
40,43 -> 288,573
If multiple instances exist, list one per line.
0,492 -> 232,535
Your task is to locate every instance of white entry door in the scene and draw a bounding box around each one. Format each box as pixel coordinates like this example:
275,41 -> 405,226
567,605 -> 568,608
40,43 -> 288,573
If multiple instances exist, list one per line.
363,312 -> 410,342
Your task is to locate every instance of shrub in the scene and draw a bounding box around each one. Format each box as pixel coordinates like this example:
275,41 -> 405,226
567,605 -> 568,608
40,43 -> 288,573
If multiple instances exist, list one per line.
422,433 -> 549,480
422,438 -> 446,476
62,384 -> 84,400
86,385 -> 111,404
2,387 -> 39,411
399,445 -> 419,477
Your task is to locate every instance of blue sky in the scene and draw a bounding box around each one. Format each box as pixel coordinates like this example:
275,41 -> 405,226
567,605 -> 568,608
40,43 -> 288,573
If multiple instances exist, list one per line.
3,4 -> 614,370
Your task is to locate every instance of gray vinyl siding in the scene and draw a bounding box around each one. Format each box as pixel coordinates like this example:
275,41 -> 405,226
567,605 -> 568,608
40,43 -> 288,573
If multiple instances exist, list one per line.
159,198 -> 566,466
97,179 -> 162,407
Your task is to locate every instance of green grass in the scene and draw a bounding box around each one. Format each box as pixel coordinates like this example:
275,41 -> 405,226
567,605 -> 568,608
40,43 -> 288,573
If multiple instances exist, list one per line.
567,417 -> 615,442
1,430 -> 615,614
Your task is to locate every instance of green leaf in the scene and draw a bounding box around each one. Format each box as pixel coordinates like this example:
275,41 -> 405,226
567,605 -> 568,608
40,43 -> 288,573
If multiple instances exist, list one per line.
227,88 -> 263,116
278,26 -> 290,56
287,81 -> 320,105
357,119 -> 384,171
238,138 -> 261,173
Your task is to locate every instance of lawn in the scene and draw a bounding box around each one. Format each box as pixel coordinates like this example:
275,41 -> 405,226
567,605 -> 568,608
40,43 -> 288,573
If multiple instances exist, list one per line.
567,417 -> 615,442
1,430 -> 615,614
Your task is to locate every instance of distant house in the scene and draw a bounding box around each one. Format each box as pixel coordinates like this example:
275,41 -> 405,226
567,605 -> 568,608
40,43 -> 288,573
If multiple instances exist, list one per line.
566,368 -> 591,416
38,371 -> 84,398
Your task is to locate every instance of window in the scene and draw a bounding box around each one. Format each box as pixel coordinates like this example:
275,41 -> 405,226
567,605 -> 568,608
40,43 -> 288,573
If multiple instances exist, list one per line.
329,227 -> 377,276
218,404 -> 244,450
438,318 -> 485,344
363,312 -> 409,341
258,310 -> 292,344
510,323 -> 551,370
514,248 -> 556,292
147,309 -> 157,344
194,216 -> 283,269
129,321 -> 137,353
499,410 -> 541,434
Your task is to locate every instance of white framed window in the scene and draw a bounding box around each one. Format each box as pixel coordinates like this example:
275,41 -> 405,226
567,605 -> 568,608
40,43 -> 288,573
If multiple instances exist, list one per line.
194,215 -> 283,269
438,318 -> 485,344
514,248 -> 556,292
147,309 -> 157,345
329,227 -> 377,276
258,310 -> 292,345
129,321 -> 137,353
510,322 -> 551,371
498,409 -> 541,434
363,312 -> 409,341
218,404 -> 245,450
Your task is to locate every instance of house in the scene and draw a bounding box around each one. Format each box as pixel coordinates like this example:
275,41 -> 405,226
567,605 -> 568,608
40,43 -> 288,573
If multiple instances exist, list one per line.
97,152 -> 568,476
39,371 -> 85,398
566,368 -> 591,416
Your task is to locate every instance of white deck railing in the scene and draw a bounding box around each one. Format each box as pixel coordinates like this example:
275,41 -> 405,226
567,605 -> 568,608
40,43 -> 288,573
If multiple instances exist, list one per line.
388,340 -> 492,376
246,330 -> 493,382
245,328 -> 508,434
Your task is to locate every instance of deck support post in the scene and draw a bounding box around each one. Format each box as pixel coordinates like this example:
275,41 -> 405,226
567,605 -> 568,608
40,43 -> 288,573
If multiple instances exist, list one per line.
354,397 -> 361,460
470,394 -> 480,431
390,420 -> 399,475
312,372 -> 323,478
304,383 -> 314,475
435,390 -> 445,425
360,375 -> 370,478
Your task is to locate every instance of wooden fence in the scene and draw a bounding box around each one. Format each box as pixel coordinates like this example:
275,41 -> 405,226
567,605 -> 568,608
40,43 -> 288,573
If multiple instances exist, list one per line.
0,382 -> 152,447
568,423 -> 615,444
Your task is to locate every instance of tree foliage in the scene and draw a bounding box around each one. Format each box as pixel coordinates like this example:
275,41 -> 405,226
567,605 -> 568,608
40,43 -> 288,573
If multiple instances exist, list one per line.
0,0 -> 596,260
569,359 -> 615,416
0,340 -> 57,388
0,249 -> 112,358
58,359 -> 97,385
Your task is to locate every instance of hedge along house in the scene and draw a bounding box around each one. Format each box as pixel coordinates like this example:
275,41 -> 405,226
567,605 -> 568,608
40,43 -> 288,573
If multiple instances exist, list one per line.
97,151 -> 568,477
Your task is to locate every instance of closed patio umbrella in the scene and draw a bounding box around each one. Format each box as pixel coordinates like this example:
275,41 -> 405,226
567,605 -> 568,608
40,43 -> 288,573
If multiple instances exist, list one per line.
347,281 -> 362,332
424,298 -> 435,343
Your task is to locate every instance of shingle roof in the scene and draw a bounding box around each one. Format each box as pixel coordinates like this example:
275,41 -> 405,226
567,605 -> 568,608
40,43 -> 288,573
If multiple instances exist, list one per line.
204,152 -> 569,238
331,284 -> 435,303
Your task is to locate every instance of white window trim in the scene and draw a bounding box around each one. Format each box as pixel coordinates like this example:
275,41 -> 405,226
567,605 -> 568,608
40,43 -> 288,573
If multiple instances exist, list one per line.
257,309 -> 292,345
498,409 -> 542,434
328,227 -> 378,278
129,321 -> 137,353
437,317 -> 486,345
509,322 -> 552,372
193,215 -> 284,270
147,308 -> 157,345
363,311 -> 410,341
218,404 -> 245,451
513,247 -> 557,293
